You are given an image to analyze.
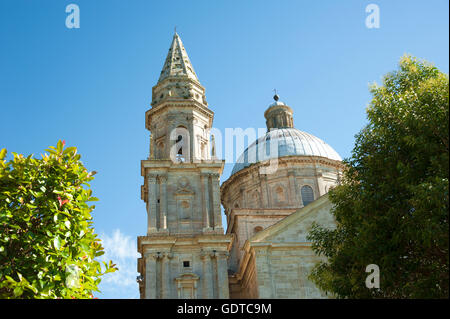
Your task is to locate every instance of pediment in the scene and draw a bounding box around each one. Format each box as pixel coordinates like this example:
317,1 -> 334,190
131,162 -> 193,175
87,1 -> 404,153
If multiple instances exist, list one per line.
249,194 -> 336,244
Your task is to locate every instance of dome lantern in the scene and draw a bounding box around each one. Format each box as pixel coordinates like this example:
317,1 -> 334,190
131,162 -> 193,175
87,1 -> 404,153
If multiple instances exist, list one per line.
264,94 -> 294,131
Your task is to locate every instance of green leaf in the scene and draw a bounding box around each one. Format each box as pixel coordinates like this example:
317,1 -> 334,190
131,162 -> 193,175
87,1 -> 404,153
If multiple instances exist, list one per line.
0,141 -> 115,298
63,147 -> 77,156
0,148 -> 6,160
13,287 -> 23,297
53,237 -> 61,250
56,140 -> 63,153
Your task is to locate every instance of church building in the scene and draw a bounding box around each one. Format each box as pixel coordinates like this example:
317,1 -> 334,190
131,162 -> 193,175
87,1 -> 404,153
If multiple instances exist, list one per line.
137,32 -> 344,299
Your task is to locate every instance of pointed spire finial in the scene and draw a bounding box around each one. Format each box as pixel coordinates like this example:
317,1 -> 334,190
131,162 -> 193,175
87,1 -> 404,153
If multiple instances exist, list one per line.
157,31 -> 200,84
273,89 -> 279,101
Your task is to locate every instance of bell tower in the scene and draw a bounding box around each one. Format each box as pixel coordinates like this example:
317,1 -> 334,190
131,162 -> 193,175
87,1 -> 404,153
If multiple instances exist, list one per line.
137,32 -> 233,299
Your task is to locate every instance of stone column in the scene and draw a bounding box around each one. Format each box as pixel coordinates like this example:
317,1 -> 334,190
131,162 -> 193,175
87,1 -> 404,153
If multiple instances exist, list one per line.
187,117 -> 193,163
311,158 -> 323,197
159,175 -> 168,231
161,252 -> 172,298
194,135 -> 201,163
201,251 -> 214,298
210,173 -> 223,231
260,174 -> 270,207
145,253 -> 159,299
215,251 -> 230,299
316,171 -> 325,197
149,133 -> 154,159
239,187 -> 245,208
201,174 -> 211,230
147,174 -> 158,234
287,170 -> 298,206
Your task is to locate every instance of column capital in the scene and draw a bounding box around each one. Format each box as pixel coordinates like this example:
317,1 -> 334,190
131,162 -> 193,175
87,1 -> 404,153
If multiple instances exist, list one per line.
158,174 -> 168,183
217,251 -> 229,258
201,172 -> 220,180
144,252 -> 161,260
163,252 -> 173,259
210,173 -> 220,180
200,250 -> 212,260
211,250 -> 229,259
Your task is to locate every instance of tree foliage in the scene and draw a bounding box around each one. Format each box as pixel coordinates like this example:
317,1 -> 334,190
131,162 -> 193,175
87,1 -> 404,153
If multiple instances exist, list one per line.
308,56 -> 449,298
0,141 -> 117,298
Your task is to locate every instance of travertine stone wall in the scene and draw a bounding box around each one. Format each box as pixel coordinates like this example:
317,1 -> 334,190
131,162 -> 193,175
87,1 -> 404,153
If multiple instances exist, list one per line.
147,106 -> 213,163
221,156 -> 343,273
138,33 -> 233,299
138,234 -> 233,299
229,195 -> 336,299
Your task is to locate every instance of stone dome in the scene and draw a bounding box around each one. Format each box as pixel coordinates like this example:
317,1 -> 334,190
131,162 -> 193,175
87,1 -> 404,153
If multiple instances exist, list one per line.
231,128 -> 342,175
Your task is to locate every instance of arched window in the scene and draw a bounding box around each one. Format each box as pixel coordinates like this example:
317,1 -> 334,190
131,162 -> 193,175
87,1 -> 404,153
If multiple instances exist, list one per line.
301,185 -> 314,206
176,135 -> 184,161
171,126 -> 190,163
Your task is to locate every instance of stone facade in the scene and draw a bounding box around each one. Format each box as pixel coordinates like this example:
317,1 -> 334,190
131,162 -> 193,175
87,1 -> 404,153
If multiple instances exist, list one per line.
137,32 -> 344,299
137,33 -> 232,299
221,96 -> 344,298
227,195 -> 336,298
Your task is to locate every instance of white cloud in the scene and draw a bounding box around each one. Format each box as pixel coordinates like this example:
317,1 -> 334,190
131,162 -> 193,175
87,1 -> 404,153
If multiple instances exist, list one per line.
95,229 -> 141,299
100,229 -> 139,260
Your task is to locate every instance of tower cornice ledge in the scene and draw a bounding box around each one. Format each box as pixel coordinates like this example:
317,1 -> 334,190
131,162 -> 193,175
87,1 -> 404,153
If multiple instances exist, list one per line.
141,160 -> 225,176
152,76 -> 204,94
138,233 -> 233,253
220,155 -> 345,195
146,100 -> 214,130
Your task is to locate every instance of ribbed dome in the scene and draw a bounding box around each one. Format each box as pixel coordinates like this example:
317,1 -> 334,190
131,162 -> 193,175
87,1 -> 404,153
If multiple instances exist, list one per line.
231,128 -> 342,175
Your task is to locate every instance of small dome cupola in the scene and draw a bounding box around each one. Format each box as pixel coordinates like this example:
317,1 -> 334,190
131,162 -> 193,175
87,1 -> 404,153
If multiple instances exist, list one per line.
264,93 -> 294,131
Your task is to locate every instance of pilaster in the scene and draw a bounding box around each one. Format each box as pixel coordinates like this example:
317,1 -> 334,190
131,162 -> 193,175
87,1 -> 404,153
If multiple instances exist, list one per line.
210,173 -> 223,231
201,250 -> 214,298
144,252 -> 159,299
215,251 -> 230,298
159,175 -> 169,232
147,174 -> 158,234
161,252 -> 173,298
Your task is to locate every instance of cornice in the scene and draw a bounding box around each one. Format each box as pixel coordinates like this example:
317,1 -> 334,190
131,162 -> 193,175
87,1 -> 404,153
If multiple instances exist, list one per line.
221,155 -> 345,196
145,99 -> 214,130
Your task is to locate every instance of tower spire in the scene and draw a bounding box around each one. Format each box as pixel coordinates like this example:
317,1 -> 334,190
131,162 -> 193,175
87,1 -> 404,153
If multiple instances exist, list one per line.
139,33 -> 232,299
158,32 -> 199,84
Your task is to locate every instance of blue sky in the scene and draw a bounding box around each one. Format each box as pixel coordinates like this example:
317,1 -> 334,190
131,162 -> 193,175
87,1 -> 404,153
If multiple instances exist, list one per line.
0,0 -> 448,299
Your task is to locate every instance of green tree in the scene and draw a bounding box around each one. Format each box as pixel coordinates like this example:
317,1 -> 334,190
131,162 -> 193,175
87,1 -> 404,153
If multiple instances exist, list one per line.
308,56 -> 449,298
0,141 -> 117,298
